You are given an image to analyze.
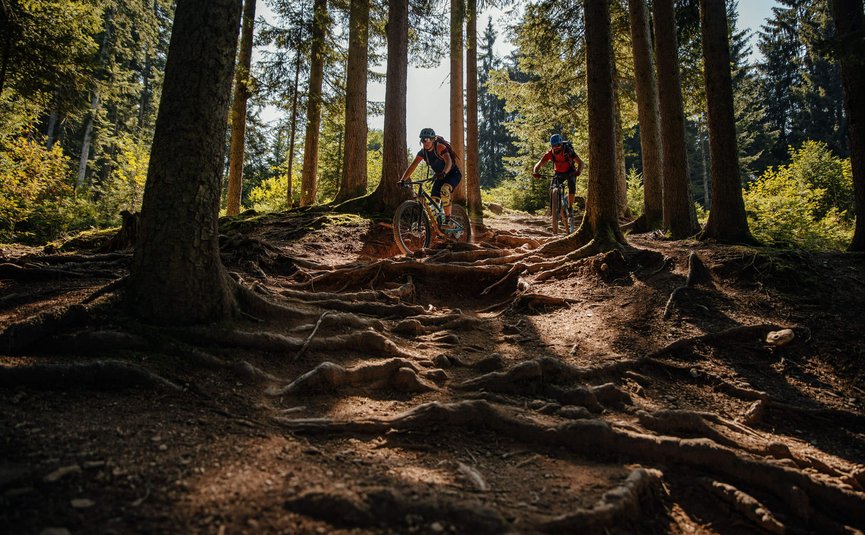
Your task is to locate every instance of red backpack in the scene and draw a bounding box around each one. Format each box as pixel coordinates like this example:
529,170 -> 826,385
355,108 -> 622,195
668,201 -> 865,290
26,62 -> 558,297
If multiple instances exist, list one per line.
425,135 -> 461,166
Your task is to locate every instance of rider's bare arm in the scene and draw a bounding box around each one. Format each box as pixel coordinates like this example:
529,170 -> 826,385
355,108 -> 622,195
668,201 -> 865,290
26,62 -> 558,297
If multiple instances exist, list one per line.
533,152 -> 551,176
399,155 -> 425,182
574,154 -> 585,176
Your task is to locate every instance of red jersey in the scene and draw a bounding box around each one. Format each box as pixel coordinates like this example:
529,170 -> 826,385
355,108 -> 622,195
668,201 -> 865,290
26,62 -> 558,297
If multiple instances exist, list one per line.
540,148 -> 577,173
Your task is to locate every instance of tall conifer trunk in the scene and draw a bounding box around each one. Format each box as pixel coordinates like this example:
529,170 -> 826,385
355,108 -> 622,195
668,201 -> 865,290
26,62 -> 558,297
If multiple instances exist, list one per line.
336,0 -> 370,203
226,0 -> 257,216
830,0 -> 865,251
579,0 -> 625,247
126,0 -> 242,324
654,0 -> 698,238
450,0 -> 466,203
368,0 -> 408,212
627,0 -> 663,230
286,47 -> 302,208
465,0 -> 483,228
698,0 -> 752,243
300,0 -> 328,206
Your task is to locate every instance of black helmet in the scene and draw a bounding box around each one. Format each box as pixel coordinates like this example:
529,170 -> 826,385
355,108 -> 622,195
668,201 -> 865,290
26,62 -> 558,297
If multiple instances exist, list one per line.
419,128 -> 436,139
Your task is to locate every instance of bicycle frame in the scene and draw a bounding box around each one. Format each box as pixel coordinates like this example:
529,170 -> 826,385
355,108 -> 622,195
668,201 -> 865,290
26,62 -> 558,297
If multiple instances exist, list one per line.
403,178 -> 457,238
540,173 -> 571,233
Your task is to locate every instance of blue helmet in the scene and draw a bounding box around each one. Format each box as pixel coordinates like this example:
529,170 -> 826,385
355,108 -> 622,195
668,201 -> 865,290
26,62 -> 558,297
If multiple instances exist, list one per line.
420,128 -> 436,139
550,134 -> 563,146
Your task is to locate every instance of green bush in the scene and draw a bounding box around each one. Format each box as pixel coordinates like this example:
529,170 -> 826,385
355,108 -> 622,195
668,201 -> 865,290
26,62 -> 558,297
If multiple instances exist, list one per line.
248,173 -> 292,212
0,135 -> 74,243
626,168 -> 644,219
743,141 -> 853,251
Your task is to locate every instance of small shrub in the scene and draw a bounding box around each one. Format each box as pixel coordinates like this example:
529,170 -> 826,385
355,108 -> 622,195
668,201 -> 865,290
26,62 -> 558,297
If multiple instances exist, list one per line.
743,142 -> 854,251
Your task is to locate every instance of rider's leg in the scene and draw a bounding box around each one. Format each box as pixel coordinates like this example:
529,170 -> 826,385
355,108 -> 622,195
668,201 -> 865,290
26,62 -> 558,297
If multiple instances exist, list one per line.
440,183 -> 453,219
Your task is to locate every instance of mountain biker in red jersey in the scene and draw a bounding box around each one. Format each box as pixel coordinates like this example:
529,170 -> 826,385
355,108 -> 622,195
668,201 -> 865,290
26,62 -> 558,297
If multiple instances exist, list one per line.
398,128 -> 462,227
533,134 -> 584,229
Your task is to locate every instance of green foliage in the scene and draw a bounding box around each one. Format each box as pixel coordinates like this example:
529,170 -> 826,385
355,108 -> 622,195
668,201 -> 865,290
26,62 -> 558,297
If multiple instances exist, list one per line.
248,173 -> 292,213
0,136 -> 73,243
743,141 -> 853,250
89,133 -> 149,226
626,168 -> 644,219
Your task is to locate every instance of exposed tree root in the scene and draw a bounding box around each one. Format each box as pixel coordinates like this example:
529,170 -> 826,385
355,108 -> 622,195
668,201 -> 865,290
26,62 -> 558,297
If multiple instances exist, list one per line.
663,251 -> 715,319
170,327 -> 417,360
0,360 -> 182,392
704,479 -> 785,534
540,468 -> 666,533
0,262 -> 118,281
269,358 -> 435,396
11,252 -> 131,266
743,398 -> 865,428
637,409 -> 765,451
646,324 -> 783,360
277,295 -> 427,319
282,486 -> 509,533
0,304 -> 92,354
279,400 -> 865,529
274,280 -> 415,304
425,248 -> 513,264
98,210 -> 139,252
81,276 -> 128,304
486,232 -> 541,250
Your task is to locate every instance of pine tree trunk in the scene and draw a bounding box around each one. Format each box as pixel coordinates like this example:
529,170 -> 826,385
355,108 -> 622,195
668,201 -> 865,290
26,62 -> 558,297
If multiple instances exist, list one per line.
653,0 -> 698,238
138,53 -> 153,131
580,0 -> 625,246
830,0 -> 865,251
450,0 -> 466,203
698,0 -> 752,243
0,6 -> 11,99
300,0 -> 328,207
368,0 -> 408,212
46,97 -> 59,150
336,0 -> 370,203
77,93 -> 99,189
286,49 -> 302,208
126,0 -> 242,325
627,0 -> 663,230
465,0 -> 483,228
226,0 -> 257,216
613,86 -> 630,219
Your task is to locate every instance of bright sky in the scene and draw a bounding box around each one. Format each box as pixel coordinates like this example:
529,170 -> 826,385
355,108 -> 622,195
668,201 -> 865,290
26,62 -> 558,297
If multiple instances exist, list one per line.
259,0 -> 779,148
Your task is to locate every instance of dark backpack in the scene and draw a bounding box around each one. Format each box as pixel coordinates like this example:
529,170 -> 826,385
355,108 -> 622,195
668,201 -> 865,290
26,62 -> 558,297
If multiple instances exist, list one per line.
427,135 -> 461,166
561,141 -> 577,160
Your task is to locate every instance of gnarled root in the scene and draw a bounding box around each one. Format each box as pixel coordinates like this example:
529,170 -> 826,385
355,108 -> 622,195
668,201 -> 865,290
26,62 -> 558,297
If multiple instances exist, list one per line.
280,400 -> 865,528
269,358 -> 435,396
663,251 -> 715,319
283,487 -> 509,533
637,409 -> 764,451
540,468 -> 666,533
0,360 -> 182,392
704,479 -> 785,534
0,304 -> 92,354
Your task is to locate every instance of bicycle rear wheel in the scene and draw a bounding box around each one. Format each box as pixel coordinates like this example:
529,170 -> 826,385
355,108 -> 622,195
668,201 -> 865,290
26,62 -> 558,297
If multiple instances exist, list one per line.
446,204 -> 472,244
550,188 -> 561,234
393,200 -> 431,255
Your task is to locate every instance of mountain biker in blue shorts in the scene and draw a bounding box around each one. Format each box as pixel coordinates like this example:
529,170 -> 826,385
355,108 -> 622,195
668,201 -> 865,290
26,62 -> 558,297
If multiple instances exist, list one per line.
398,128 -> 462,228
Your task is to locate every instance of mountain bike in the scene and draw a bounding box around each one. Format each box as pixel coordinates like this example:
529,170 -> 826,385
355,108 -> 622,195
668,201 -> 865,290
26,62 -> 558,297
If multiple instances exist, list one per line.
393,177 -> 472,255
539,173 -> 572,235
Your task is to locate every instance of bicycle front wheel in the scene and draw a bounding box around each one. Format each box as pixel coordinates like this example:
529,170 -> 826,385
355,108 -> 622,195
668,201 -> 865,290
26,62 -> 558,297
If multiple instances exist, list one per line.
393,200 -> 431,255
559,193 -> 571,234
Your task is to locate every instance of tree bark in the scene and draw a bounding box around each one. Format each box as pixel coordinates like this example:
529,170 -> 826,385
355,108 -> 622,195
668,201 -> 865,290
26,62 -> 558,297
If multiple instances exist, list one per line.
368,0 -> 409,212
697,0 -> 753,243
286,47 -> 302,208
654,0 -> 698,238
465,0 -> 483,228
77,93 -> 99,189
579,0 -> 625,246
300,0 -> 328,206
226,0 -> 257,216
450,0 -> 466,203
126,0 -> 242,324
335,0 -> 370,203
830,0 -> 865,251
627,0 -> 663,230
613,79 -> 629,219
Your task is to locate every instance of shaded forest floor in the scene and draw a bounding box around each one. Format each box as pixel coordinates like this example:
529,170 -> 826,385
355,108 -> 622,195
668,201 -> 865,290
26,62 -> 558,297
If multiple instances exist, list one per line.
2,207 -> 865,534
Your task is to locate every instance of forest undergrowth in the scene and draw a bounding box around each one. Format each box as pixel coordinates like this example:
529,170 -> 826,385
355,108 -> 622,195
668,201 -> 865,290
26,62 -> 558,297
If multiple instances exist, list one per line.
1,208 -> 864,534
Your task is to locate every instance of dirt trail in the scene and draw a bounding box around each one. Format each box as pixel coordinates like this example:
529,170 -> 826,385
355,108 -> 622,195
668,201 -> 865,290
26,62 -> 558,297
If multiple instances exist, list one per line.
2,208 -> 865,534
